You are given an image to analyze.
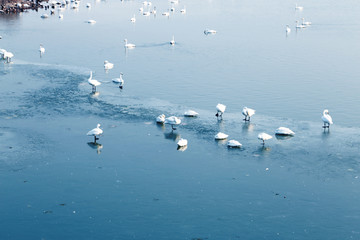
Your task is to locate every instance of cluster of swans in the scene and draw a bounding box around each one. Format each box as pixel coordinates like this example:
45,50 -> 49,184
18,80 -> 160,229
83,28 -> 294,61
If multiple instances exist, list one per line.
39,0 -> 96,22
136,0 -> 186,19
88,106 -> 333,150
88,70 -> 124,93
149,106 -> 333,150
0,49 -> 14,63
286,4 -> 312,34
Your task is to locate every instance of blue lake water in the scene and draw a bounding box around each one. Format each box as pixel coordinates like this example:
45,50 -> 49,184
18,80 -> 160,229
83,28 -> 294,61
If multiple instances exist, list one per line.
1,0 -> 360,239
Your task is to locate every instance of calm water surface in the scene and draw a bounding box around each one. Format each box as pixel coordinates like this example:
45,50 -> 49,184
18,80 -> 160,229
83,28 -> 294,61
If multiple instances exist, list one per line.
1,0 -> 360,239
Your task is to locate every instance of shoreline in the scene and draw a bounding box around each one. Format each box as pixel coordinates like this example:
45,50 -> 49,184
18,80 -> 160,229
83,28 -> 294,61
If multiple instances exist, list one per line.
0,0 -> 58,14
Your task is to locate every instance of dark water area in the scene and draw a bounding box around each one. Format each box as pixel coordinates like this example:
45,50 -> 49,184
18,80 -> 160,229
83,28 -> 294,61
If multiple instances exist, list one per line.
1,0 -> 360,239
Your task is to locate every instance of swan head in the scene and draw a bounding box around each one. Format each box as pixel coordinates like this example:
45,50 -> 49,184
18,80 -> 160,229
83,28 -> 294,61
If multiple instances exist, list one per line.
323,109 -> 330,115
97,123 -> 101,128
104,60 -> 108,64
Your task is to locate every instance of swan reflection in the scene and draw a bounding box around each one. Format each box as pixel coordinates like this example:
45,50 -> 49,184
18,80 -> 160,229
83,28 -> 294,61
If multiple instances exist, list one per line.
87,142 -> 103,154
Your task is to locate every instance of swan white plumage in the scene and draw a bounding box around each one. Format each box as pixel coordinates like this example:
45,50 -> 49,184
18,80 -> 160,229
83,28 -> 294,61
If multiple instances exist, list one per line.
87,123 -> 103,143
170,35 -> 175,45
87,19 -> 96,24
242,107 -> 255,121
124,39 -> 136,48
3,51 -> 14,63
215,103 -> 226,119
151,7 -> 157,14
227,140 -> 242,148
295,3 -> 303,11
295,21 -> 306,29
130,14 -> 136,22
0,49 -> 6,59
258,132 -> 272,145
177,138 -> 188,147
302,18 -> 311,26
139,7 -> 144,12
204,29 -> 217,35
156,114 -> 166,123
104,60 -> 114,70
275,127 -> 295,136
59,14 -> 64,19
180,6 -> 186,13
165,116 -> 181,130
215,132 -> 229,140
112,73 -> 124,88
322,109 -> 333,129
184,110 -> 198,117
286,25 -> 291,34
88,71 -> 101,92
39,44 -> 45,56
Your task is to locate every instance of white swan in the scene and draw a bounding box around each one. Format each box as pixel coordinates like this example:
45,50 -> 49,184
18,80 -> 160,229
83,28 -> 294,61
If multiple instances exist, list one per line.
86,3 -> 91,8
124,39 -> 136,48
177,138 -> 188,147
143,11 -> 150,16
286,25 -> 291,34
112,73 -> 124,89
139,7 -> 144,12
86,19 -> 96,24
227,140 -> 242,148
302,18 -> 311,26
275,127 -> 295,136
295,21 -> 306,29
215,132 -> 228,140
180,6 -> 186,14
156,114 -> 166,123
170,35 -> 175,45
130,14 -> 136,22
88,71 -> 101,92
216,103 -> 226,119
104,60 -> 114,70
39,44 -> 45,56
59,14 -> 64,19
322,109 -> 333,129
295,3 -> 303,11
3,51 -> 14,63
165,116 -> 181,130
87,123 -> 103,143
184,110 -> 198,117
151,7 -> 156,14
242,107 -> 255,121
204,29 -> 217,35
170,7 -> 175,12
258,132 -> 272,145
